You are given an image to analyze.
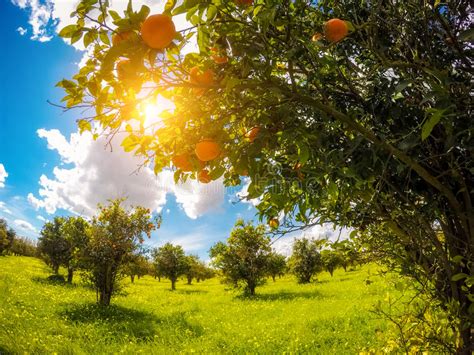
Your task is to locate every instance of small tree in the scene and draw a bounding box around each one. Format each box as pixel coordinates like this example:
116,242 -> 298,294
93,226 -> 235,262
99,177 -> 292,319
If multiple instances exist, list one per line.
38,217 -> 68,274
184,254 -> 200,285
0,219 -> 16,255
321,249 -> 342,277
61,216 -> 89,283
210,220 -> 271,295
266,252 -> 287,282
152,243 -> 188,290
289,238 -> 323,284
82,199 -> 157,306
124,253 -> 149,283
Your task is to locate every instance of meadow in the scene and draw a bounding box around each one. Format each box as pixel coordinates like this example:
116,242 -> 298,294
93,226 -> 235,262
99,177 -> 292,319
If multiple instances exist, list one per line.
0,256 -> 401,354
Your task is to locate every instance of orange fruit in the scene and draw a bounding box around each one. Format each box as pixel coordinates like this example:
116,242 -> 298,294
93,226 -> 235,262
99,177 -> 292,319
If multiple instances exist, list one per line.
141,14 -> 176,49
240,169 -> 249,176
210,47 -> 228,64
245,127 -> 260,143
269,218 -> 279,229
324,19 -> 348,43
189,66 -> 216,86
198,169 -> 212,183
112,31 -> 133,46
195,140 -> 221,161
172,153 -> 193,171
235,0 -> 253,5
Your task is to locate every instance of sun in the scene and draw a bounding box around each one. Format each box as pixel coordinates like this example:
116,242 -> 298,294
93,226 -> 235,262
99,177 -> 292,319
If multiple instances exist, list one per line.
139,95 -> 175,130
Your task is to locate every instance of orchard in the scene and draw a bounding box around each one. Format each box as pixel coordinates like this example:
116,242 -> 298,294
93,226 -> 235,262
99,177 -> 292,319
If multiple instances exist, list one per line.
57,0 -> 473,352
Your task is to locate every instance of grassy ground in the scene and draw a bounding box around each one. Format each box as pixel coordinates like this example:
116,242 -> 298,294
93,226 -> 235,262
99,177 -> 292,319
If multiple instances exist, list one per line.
0,256 -> 399,354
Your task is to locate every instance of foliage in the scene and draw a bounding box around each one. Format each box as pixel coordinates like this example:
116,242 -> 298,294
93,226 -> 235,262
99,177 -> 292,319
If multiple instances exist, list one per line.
81,199 -> 157,305
266,252 -> 287,281
0,219 -> 16,255
320,248 -> 342,277
10,237 -> 37,257
58,0 -> 473,350
38,216 -> 89,283
0,256 -> 405,353
123,252 -> 150,283
210,220 -> 271,295
38,217 -> 69,274
289,238 -> 323,284
152,243 -> 188,290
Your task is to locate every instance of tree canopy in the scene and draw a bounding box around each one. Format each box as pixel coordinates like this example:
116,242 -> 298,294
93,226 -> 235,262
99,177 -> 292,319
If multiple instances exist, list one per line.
58,0 -> 473,351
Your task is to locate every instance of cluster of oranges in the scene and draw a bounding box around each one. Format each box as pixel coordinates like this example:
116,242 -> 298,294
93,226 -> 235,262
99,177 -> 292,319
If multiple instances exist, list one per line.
111,10 -> 348,228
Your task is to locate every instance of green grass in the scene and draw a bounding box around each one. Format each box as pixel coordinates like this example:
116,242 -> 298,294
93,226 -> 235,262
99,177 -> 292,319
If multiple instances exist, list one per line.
0,256 -> 399,354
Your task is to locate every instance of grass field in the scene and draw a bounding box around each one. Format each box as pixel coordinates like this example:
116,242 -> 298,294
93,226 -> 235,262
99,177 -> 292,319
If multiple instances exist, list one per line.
0,256 -> 400,354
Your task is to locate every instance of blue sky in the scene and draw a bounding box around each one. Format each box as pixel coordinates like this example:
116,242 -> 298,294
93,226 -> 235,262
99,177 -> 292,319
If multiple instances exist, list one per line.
0,0 -> 263,260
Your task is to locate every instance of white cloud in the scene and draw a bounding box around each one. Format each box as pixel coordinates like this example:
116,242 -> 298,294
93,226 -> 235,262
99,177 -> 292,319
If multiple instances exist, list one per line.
0,164 -> 8,188
11,0 -> 54,42
14,219 -> 38,233
271,224 -> 352,257
0,202 -> 12,215
36,215 -> 47,222
28,128 -> 224,219
13,0 -> 197,65
236,178 -> 261,207
17,27 -> 28,35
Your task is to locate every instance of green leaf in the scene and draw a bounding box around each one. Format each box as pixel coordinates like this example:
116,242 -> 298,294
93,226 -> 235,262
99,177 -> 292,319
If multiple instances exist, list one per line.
421,108 -> 445,141
452,273 -> 468,282
58,24 -> 78,38
77,119 -> 92,133
458,28 -> 474,42
163,0 -> 176,15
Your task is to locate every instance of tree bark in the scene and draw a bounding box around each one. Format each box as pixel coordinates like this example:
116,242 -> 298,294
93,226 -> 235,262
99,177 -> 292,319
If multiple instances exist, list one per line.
171,278 -> 176,290
130,275 -> 135,283
67,267 -> 73,284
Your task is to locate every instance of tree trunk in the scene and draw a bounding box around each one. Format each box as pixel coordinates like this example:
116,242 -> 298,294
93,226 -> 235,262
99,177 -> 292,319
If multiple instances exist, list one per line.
130,275 -> 135,283
158,276 -> 161,282
171,278 -> 176,290
329,269 -> 334,277
187,275 -> 192,285
248,283 -> 256,296
53,264 -> 59,274
67,267 -> 74,284
137,275 -> 141,280
272,275 -> 276,282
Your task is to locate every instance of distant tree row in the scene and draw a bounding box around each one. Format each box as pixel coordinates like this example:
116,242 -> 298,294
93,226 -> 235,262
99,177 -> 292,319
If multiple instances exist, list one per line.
151,244 -> 214,290
209,220 -> 365,295
0,218 -> 37,257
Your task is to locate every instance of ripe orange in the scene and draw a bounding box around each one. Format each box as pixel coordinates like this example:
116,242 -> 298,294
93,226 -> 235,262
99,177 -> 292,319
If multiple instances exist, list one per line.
112,31 -> 133,46
189,66 -> 215,86
141,14 -> 176,49
172,153 -> 193,172
240,169 -> 249,176
210,47 -> 228,64
195,140 -> 221,161
198,169 -> 212,183
235,0 -> 253,5
324,19 -> 348,43
269,218 -> 279,229
245,127 -> 260,142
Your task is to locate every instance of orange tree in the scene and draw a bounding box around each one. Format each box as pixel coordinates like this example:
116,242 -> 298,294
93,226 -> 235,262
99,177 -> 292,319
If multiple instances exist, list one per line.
58,0 -> 472,350
82,199 -> 158,306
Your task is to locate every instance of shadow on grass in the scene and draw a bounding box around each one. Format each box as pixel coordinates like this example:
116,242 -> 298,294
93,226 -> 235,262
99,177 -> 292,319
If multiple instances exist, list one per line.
32,275 -> 70,286
0,345 -> 14,355
173,289 -> 208,295
60,303 -> 204,341
237,290 -> 322,301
